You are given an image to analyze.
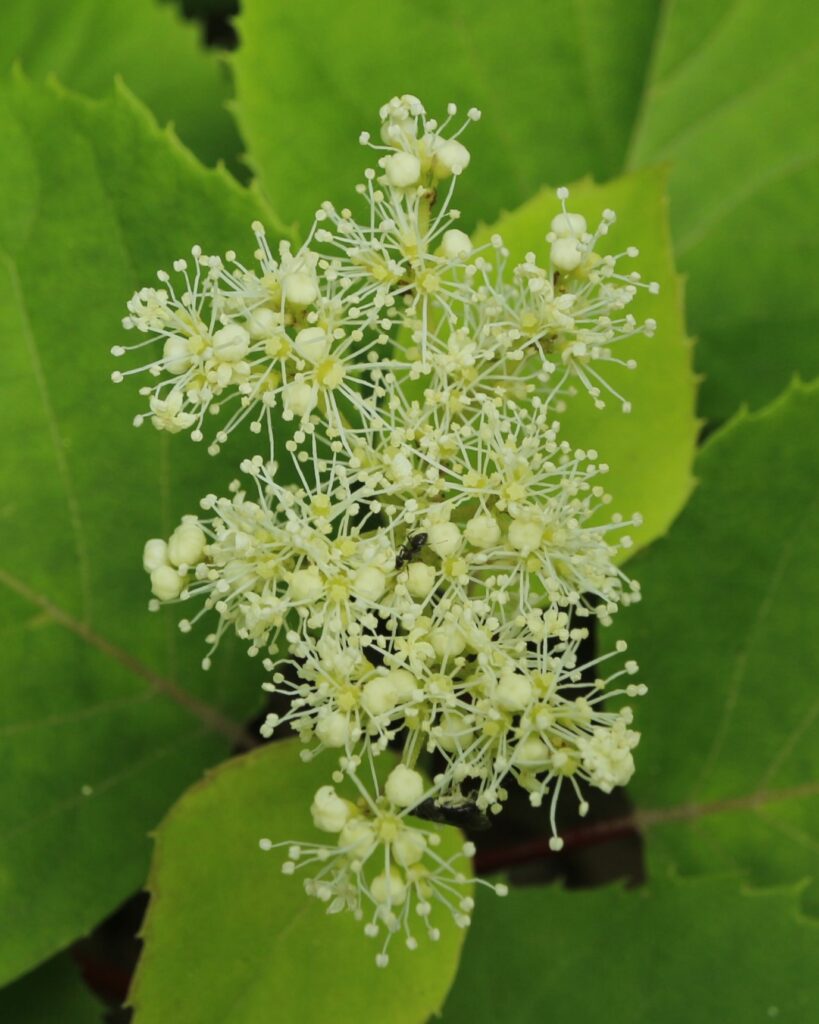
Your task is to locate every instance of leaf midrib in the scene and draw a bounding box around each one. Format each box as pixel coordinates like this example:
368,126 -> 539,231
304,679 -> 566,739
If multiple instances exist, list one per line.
0,568 -> 253,749
0,96 -> 256,755
690,498 -> 814,801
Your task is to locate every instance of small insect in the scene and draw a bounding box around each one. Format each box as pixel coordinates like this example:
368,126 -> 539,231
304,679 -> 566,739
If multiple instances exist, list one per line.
394,532 -> 428,570
413,794 -> 491,832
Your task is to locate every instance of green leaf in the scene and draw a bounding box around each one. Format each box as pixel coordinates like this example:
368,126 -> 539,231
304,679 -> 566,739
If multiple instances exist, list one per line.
442,870 -> 819,1022
474,167 -> 697,558
231,0 -> 660,234
130,740 -> 468,1024
626,0 -> 819,420
0,0 -> 242,169
613,379 -> 819,908
232,0 -> 819,420
0,955 -> 103,1023
0,75 -> 279,985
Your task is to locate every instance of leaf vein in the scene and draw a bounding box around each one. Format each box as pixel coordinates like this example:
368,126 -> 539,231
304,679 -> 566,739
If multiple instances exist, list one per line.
643,38 -> 819,165
0,725 -> 209,842
689,502 -> 811,800
0,691 -> 156,738
676,149 -> 819,256
0,568 -> 253,749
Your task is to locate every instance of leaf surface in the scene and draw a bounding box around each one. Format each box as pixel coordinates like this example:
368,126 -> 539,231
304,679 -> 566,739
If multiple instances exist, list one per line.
130,740 -> 468,1024
627,0 -> 819,418
614,380 -> 819,908
0,76 -> 275,984
443,869 -> 819,1022
0,955 -> 103,1023
0,0 -> 241,168
232,0 -> 659,234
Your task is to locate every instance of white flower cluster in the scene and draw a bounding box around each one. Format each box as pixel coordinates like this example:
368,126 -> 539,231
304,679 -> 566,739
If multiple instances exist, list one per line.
117,95 -> 656,965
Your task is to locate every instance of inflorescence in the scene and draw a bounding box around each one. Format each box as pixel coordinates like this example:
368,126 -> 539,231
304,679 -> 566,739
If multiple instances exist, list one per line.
116,94 -> 656,965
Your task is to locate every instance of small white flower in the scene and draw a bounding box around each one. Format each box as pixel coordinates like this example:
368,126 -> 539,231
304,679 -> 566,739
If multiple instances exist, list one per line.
122,94 -> 656,962
142,538 -> 168,573
384,765 -> 425,807
167,522 -> 207,568
150,564 -> 183,602
260,767 -> 505,965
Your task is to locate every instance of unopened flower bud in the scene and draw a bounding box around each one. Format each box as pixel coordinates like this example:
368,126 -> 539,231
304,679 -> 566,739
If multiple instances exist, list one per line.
431,138 -> 470,177
550,212 -> 586,238
430,627 -> 466,659
150,565 -> 183,601
212,323 -> 250,362
163,335 -> 191,374
427,521 -> 461,557
289,566 -> 323,602
494,670 -> 533,712
382,151 -> 422,188
310,785 -> 352,833
381,669 -> 416,702
315,711 -> 350,748
440,229 -> 472,260
551,237 -> 583,272
283,380 -> 316,418
392,829 -> 427,866
143,538 -> 168,573
406,562 -> 436,598
361,677 -> 398,717
385,764 -> 425,808
246,307 -> 278,338
294,327 -> 330,365
371,868 -> 407,905
508,517 -> 544,552
282,271 -> 318,308
167,522 -> 207,567
353,565 -> 387,602
465,513 -> 500,549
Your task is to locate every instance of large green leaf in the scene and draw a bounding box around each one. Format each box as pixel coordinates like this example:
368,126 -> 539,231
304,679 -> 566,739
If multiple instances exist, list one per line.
232,0 -> 818,420
0,0 -> 241,169
0,76 -> 277,985
231,0 -> 660,234
0,955 -> 103,1023
443,869 -> 819,1022
474,166 -> 697,558
626,0 -> 819,419
613,380 -> 819,909
130,740 -> 469,1024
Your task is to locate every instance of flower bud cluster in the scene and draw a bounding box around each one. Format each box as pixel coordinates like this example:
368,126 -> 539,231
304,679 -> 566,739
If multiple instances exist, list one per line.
260,763 -> 507,965
119,95 -> 656,964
